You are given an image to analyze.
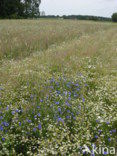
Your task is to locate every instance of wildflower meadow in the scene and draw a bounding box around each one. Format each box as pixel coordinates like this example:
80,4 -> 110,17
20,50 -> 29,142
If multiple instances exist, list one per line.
0,20 -> 117,155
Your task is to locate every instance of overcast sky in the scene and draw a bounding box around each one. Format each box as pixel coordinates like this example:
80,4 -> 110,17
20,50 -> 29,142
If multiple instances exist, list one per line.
40,0 -> 117,17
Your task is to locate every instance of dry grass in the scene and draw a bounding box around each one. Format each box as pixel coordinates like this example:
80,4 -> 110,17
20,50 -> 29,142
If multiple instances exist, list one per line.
0,20 -> 116,91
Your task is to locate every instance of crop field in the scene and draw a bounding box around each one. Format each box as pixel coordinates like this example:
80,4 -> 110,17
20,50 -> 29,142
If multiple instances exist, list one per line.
0,19 -> 117,155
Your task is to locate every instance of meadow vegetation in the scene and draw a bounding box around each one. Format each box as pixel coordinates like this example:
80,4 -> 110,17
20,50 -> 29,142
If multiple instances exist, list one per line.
0,19 -> 117,155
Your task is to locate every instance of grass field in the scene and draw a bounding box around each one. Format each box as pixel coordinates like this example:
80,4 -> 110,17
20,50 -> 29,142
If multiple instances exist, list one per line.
0,19 -> 117,155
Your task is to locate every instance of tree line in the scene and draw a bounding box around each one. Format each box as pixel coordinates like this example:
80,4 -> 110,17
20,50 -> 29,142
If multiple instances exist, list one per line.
0,0 -> 41,18
40,14 -> 117,22
40,15 -> 111,22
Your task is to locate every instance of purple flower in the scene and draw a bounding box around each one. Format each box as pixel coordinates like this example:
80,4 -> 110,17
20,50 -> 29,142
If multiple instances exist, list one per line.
0,116 -> 3,120
77,88 -> 80,91
0,126 -> 3,131
66,116 -> 70,119
11,111 -> 15,115
27,119 -> 32,123
37,113 -> 41,117
110,130 -> 112,134
55,102 -> 59,105
16,109 -> 19,113
67,110 -> 70,113
108,138 -> 111,142
75,84 -> 79,87
66,102 -> 71,107
73,116 -> 76,120
112,129 -> 116,133
38,124 -> 42,130
106,122 -> 110,125
33,128 -> 37,132
103,151 -> 108,155
68,97 -> 71,100
82,97 -> 85,103
57,117 -> 64,124
58,108 -> 61,112
6,106 -> 9,110
3,122 -> 9,127
19,122 -> 21,126
2,138 -> 5,141
94,135 -> 98,139
98,130 -> 102,133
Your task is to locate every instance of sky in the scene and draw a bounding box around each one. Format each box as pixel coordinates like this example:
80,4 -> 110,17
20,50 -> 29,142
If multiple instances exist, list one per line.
40,0 -> 117,17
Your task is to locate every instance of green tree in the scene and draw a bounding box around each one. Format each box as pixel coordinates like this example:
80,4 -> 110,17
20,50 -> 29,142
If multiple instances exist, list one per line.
0,0 -> 41,18
112,13 -> 117,22
0,0 -> 24,18
24,0 -> 41,18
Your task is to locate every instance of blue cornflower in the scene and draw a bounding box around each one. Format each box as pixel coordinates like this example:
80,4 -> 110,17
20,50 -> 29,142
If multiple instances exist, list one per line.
66,102 -> 71,107
57,117 -> 64,124
103,151 -> 108,155
0,126 -> 3,131
65,91 -> 67,96
37,113 -> 41,117
56,82 -> 59,85
58,108 -> 61,112
106,121 -> 110,125
40,99 -> 43,102
108,138 -> 111,142
68,92 -> 71,96
58,117 -> 62,122
27,119 -> 32,123
0,116 -> 3,120
55,102 -> 59,105
68,97 -> 71,101
11,111 -> 15,115
6,106 -> 9,110
57,91 -> 60,94
77,88 -> 80,91
3,122 -> 9,127
78,105 -> 81,110
66,116 -> 70,119
98,130 -> 102,133
112,129 -> 116,133
94,135 -> 98,139
33,128 -> 37,132
110,130 -> 112,134
19,122 -> 21,126
34,115 -> 37,119
73,116 -> 76,120
67,110 -> 70,113
50,78 -> 55,82
16,109 -> 19,113
75,83 -> 79,87
38,124 -> 42,130
2,138 -> 5,141
50,86 -> 54,89
82,97 -> 85,103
